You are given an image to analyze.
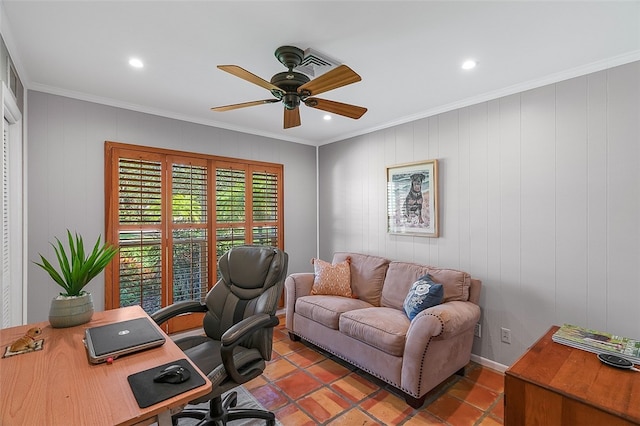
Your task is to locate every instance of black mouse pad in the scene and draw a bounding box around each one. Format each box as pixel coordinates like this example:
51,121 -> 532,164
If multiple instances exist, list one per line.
127,358 -> 207,408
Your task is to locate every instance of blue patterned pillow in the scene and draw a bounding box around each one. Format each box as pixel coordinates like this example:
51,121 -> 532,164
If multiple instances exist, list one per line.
403,274 -> 444,320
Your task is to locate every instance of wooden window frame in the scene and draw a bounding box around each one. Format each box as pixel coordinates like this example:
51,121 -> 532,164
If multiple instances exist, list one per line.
104,142 -> 284,332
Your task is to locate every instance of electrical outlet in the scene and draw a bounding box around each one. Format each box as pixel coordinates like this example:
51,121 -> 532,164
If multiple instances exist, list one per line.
474,323 -> 481,338
501,327 -> 511,344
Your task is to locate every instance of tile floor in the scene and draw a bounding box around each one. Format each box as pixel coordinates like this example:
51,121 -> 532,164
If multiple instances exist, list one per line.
243,318 -> 505,426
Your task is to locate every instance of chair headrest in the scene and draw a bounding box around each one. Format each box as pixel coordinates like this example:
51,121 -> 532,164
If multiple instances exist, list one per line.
218,245 -> 286,297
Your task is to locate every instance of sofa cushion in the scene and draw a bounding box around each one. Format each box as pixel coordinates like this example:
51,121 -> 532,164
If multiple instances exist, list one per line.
295,295 -> 373,330
425,267 -> 470,302
403,274 -> 444,320
381,262 -> 471,309
311,257 -> 352,297
333,252 -> 390,306
381,262 -> 431,310
339,307 -> 410,357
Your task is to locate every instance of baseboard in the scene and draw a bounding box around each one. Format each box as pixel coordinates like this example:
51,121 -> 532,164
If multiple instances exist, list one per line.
471,353 -> 508,373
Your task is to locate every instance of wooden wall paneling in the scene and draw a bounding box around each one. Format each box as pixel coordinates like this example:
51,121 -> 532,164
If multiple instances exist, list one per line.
458,107 -> 471,273
520,84 -> 557,340
585,70 -> 609,330
606,63 -> 640,339
498,94 -> 522,362
555,76 -> 589,325
436,110 -> 460,268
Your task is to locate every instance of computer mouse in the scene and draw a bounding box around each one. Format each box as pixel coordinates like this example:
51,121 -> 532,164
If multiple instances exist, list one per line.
153,364 -> 191,384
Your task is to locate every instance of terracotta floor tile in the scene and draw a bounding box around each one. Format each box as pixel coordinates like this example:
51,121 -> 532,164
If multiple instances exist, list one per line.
260,341 -> 505,426
478,414 -> 504,426
467,366 -> 505,393
244,375 -> 268,391
262,357 -> 298,381
326,407 -> 382,426
306,358 -> 352,383
251,383 -> 289,411
359,389 -> 414,425
446,377 -> 500,411
426,394 -> 484,426
490,395 -> 504,421
331,372 -> 380,403
273,338 -> 305,356
297,387 -> 352,423
272,328 -> 286,342
274,370 -> 323,400
286,346 -> 326,368
275,403 -> 317,426
403,411 -> 448,425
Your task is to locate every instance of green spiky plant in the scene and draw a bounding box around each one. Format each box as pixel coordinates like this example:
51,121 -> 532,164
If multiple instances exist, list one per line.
35,230 -> 118,297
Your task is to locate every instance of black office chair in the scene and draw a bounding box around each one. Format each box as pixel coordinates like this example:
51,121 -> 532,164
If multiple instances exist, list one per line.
152,245 -> 288,426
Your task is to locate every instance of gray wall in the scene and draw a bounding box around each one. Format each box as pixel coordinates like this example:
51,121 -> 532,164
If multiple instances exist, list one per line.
318,61 -> 640,367
27,91 -> 317,323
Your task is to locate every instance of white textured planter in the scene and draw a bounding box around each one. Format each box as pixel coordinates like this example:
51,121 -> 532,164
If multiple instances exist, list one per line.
48,292 -> 94,328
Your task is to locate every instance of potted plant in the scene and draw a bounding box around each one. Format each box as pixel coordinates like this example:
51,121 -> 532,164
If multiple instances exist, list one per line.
35,230 -> 118,328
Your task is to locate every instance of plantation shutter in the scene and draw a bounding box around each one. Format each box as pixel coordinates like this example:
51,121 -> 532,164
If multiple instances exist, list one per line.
215,164 -> 247,258
251,167 -> 280,246
170,160 -> 208,305
117,156 -> 164,313
1,120 -> 9,327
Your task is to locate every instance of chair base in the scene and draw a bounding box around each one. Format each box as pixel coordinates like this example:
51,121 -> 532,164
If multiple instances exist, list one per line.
173,391 -> 276,426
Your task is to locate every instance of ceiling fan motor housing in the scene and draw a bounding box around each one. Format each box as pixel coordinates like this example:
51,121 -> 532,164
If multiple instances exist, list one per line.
270,71 -> 310,109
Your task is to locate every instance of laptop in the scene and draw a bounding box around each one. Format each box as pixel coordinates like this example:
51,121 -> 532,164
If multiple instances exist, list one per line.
84,317 -> 166,364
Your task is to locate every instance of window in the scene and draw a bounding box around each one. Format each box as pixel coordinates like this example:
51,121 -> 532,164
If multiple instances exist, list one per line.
1,84 -> 23,328
105,142 -> 283,332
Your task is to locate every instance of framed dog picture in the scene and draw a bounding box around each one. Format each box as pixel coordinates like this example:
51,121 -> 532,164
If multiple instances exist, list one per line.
387,159 -> 439,237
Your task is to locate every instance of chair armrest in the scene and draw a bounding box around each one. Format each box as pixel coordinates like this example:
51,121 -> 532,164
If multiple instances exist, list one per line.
221,313 -> 280,347
220,313 -> 280,384
150,301 -> 208,325
284,273 -> 314,330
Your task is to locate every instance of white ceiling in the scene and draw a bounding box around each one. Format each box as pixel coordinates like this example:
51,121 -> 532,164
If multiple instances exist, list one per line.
2,1 -> 639,146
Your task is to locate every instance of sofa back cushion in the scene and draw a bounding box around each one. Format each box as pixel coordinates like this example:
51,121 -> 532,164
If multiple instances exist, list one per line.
381,261 -> 471,310
332,252 -> 390,306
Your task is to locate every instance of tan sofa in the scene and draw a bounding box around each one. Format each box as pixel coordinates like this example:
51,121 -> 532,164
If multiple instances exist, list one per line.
284,252 -> 481,408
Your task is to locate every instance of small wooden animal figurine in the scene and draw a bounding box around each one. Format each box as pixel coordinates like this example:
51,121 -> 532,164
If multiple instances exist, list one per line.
9,327 -> 42,352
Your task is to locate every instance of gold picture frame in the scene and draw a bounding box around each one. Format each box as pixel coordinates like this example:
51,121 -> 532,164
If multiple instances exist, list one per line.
387,159 -> 439,237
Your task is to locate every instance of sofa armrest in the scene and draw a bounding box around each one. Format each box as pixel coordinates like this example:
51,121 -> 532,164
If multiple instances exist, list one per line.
402,300 -> 480,396
421,301 -> 481,339
284,273 -> 314,330
404,301 -> 480,358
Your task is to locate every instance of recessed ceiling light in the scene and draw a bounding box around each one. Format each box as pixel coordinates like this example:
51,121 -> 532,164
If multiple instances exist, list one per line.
323,115 -> 331,121
461,59 -> 477,70
129,58 -> 144,68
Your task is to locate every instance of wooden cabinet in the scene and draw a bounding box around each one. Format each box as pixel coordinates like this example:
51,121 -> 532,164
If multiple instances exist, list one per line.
505,326 -> 640,425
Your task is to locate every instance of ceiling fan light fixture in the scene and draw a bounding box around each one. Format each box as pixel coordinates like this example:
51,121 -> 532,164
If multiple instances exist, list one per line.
283,94 -> 300,110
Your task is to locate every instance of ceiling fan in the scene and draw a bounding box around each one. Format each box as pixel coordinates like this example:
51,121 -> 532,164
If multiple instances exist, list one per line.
211,46 -> 367,129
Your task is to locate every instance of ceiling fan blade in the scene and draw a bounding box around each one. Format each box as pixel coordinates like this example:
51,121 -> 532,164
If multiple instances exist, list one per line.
284,107 -> 301,129
298,65 -> 362,96
218,65 -> 284,94
304,98 -> 367,119
211,99 -> 279,112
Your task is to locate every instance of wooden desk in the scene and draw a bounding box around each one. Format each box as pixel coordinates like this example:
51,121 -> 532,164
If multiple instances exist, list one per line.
0,305 -> 211,426
505,325 -> 640,425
